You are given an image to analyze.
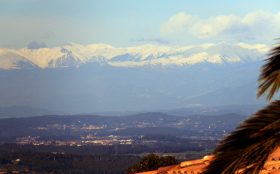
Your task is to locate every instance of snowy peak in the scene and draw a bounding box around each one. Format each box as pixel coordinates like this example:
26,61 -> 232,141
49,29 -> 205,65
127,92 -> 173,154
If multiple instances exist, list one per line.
108,42 -> 267,67
0,42 -> 269,69
0,49 -> 38,70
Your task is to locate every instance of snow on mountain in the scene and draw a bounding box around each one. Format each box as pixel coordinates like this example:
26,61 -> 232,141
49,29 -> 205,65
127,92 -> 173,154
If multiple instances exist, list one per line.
0,42 -> 269,69
0,49 -> 38,69
0,42 -> 269,112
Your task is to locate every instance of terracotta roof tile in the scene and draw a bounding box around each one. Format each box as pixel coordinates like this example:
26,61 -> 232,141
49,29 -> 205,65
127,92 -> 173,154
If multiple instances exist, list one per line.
136,148 -> 280,174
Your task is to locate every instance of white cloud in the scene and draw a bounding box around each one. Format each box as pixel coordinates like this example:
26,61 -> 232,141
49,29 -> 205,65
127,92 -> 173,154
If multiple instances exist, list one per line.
161,11 -> 280,43
161,12 -> 195,36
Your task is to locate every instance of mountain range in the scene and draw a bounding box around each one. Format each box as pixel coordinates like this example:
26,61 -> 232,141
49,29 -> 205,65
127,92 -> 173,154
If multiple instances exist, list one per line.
0,42 -> 268,69
0,42 -> 269,114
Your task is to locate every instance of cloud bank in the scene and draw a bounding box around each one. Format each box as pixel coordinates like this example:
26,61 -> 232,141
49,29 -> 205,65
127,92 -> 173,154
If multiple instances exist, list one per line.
161,11 -> 280,43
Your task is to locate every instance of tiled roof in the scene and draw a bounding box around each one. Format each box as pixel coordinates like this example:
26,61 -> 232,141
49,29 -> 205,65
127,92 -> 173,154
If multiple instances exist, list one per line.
137,147 -> 280,174
136,155 -> 213,174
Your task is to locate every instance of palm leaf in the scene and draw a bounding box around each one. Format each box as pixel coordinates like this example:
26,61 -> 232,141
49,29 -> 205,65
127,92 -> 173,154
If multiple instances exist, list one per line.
258,44 -> 280,101
202,100 -> 280,174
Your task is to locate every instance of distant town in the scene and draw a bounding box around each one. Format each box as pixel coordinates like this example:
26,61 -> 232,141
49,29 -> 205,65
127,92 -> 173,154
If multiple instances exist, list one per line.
0,112 -> 247,173
3,112 -> 240,147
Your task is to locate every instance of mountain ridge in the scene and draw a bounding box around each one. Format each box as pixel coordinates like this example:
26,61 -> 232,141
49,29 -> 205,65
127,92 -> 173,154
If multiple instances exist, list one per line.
0,42 -> 268,70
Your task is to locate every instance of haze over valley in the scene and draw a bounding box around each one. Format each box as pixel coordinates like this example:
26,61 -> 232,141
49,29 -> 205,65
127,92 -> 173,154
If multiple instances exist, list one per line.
0,42 -> 267,114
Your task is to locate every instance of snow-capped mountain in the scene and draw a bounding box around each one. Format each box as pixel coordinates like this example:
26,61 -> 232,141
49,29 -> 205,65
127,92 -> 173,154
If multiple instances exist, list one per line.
0,49 -> 38,70
0,42 -> 270,113
0,42 -> 269,69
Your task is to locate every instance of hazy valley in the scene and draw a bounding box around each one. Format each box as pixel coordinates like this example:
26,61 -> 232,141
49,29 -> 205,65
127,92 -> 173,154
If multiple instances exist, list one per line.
0,111 -> 250,173
0,42 -> 267,114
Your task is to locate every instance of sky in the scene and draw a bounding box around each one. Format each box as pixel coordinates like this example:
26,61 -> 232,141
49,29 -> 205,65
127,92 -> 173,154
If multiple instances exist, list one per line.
1,0 -> 280,48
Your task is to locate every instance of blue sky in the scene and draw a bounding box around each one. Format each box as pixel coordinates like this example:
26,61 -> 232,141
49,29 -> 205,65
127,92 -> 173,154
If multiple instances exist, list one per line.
1,0 -> 280,47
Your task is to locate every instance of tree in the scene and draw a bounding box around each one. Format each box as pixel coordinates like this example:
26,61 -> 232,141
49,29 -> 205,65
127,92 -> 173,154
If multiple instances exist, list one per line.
127,154 -> 177,174
258,44 -> 280,100
202,44 -> 280,174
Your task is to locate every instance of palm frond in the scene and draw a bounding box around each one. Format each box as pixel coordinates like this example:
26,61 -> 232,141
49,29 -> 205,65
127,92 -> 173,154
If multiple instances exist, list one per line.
202,100 -> 280,174
258,44 -> 280,101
